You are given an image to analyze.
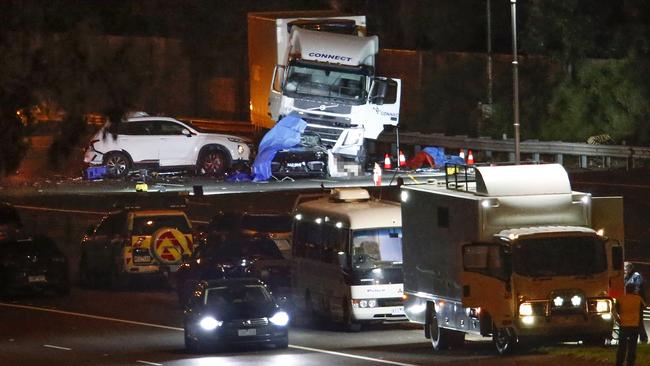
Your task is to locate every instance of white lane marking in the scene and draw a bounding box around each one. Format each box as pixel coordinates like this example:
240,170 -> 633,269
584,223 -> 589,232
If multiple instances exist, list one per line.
137,361 -> 163,366
289,344 -> 418,366
0,303 -> 182,331
44,344 -> 72,351
2,302 -> 419,366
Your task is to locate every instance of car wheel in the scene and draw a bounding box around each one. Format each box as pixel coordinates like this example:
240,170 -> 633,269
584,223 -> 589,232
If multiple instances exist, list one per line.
197,150 -> 227,176
103,152 -> 130,178
79,254 -> 91,288
274,337 -> 289,349
184,325 -> 202,353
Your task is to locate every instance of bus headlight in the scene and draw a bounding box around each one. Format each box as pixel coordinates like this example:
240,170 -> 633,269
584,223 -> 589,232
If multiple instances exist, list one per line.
352,299 -> 378,308
519,302 -> 533,316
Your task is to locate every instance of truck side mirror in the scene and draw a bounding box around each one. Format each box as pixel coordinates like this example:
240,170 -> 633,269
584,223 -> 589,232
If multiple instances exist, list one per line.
370,79 -> 387,105
610,242 -> 623,271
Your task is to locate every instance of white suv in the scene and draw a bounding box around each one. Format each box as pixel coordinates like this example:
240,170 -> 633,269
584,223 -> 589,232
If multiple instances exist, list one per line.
84,115 -> 253,177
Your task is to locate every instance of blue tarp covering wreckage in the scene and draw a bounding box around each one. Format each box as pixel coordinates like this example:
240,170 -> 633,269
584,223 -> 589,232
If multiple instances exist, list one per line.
251,114 -> 307,181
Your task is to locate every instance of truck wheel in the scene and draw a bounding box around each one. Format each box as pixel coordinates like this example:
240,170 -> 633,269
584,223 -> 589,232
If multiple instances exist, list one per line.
428,315 -> 449,351
103,152 -> 130,178
493,326 -> 517,355
197,150 -> 226,177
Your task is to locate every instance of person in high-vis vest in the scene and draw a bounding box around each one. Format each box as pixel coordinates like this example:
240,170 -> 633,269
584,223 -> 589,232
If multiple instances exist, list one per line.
616,282 -> 647,366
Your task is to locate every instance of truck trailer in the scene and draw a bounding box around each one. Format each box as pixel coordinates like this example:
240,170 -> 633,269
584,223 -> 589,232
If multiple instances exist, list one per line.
248,11 -> 401,176
399,164 -> 624,354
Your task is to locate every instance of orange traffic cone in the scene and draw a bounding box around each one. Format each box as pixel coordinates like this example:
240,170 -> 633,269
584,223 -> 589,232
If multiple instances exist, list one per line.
398,149 -> 407,167
459,149 -> 465,160
467,149 -> 475,165
384,154 -> 392,169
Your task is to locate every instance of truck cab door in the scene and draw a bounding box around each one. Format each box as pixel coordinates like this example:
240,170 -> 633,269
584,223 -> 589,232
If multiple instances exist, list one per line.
461,243 -> 513,327
591,196 -> 625,297
369,77 -> 400,128
268,65 -> 286,121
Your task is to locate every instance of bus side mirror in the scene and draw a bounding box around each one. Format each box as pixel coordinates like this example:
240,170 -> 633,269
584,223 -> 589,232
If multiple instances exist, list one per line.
338,252 -> 349,269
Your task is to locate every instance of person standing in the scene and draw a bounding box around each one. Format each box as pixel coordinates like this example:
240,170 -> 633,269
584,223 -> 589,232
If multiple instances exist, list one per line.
616,282 -> 646,366
625,262 -> 648,343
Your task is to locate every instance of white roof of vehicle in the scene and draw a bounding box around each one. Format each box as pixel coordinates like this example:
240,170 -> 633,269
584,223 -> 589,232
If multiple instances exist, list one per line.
496,226 -> 596,239
291,28 -> 378,66
297,195 -> 401,230
475,164 -> 571,196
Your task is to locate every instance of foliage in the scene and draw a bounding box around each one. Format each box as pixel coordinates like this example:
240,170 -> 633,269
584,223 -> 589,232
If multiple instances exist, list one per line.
541,56 -> 650,144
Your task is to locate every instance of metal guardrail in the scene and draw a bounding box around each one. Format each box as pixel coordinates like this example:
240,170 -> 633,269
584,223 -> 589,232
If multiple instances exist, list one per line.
177,117 -> 254,135
379,132 -> 650,169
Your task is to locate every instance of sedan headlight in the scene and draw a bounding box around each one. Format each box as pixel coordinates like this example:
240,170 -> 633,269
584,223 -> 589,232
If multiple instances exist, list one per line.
269,311 -> 290,326
237,144 -> 245,155
199,316 -> 223,330
519,302 -> 533,316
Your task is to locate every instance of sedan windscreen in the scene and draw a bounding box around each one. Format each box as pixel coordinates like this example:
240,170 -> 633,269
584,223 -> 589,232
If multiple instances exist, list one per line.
205,284 -> 272,306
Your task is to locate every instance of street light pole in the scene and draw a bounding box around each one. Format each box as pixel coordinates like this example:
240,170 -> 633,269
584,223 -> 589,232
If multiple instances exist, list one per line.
511,0 -> 520,164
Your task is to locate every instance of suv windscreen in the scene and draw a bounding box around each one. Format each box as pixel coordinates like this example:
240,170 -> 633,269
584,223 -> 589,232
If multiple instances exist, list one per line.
132,215 -> 190,235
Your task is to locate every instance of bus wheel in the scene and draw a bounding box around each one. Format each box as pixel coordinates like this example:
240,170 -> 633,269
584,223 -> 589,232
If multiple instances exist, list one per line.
493,326 -> 517,355
342,298 -> 362,332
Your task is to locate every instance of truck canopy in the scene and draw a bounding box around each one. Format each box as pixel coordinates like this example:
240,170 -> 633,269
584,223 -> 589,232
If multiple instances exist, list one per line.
290,28 -> 378,67
475,164 -> 571,196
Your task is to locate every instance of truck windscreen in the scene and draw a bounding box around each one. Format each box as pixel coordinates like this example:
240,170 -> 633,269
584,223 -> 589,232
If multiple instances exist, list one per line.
285,63 -> 367,102
512,236 -> 606,277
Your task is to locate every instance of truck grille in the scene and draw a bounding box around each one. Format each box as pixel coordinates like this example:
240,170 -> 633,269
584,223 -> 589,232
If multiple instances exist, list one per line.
294,100 -> 352,114
301,113 -> 354,146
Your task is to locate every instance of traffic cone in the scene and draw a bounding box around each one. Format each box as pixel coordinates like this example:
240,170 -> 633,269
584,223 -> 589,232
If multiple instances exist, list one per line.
373,163 -> 382,186
384,153 -> 392,169
467,149 -> 475,165
398,149 -> 407,167
459,149 -> 465,160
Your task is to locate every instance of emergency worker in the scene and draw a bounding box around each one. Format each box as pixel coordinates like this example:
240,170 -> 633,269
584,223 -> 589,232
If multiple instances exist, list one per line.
625,262 -> 648,343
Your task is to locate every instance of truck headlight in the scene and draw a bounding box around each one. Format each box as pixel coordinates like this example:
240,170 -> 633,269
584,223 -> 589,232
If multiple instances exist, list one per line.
588,299 -> 611,313
519,302 -> 533,316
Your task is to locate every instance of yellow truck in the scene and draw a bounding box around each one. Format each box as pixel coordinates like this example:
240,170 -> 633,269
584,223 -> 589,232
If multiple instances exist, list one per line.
400,164 -> 624,354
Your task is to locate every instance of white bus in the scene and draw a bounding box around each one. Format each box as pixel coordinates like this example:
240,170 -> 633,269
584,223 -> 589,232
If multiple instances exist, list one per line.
291,188 -> 406,331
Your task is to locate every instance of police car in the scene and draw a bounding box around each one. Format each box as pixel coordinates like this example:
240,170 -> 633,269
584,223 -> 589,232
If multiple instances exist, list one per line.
79,208 -> 194,288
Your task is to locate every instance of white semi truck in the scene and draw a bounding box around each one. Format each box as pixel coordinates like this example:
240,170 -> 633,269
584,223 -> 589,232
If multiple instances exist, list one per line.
399,164 -> 624,354
248,11 -> 401,176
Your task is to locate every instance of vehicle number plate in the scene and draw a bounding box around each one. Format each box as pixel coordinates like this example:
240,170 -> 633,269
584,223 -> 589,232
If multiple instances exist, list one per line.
133,255 -> 151,263
392,306 -> 405,315
238,329 -> 256,336
28,275 -> 47,283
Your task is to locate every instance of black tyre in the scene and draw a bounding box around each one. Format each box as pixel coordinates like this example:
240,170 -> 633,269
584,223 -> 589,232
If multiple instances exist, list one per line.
429,314 -> 449,351
493,326 -> 517,355
103,152 -> 130,178
184,325 -> 202,353
342,298 -> 362,332
274,337 -> 289,349
78,254 -> 91,288
197,150 -> 227,177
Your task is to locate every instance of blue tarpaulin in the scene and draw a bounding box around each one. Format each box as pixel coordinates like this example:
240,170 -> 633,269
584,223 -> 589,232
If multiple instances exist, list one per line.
251,114 -> 307,181
422,147 -> 465,168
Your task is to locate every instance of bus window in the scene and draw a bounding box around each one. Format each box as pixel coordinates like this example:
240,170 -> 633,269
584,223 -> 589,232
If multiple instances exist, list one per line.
352,228 -> 402,268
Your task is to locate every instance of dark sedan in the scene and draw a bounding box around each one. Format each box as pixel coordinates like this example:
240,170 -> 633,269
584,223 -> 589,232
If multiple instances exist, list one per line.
183,278 -> 289,352
177,233 -> 290,306
0,236 -> 69,297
